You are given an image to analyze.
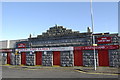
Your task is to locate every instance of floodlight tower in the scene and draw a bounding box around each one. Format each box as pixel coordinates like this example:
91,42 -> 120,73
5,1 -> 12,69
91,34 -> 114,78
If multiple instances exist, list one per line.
90,0 -> 97,70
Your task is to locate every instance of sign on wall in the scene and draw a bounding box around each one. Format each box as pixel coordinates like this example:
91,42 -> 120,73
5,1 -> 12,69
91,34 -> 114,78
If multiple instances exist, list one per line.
18,43 -> 26,48
16,48 -> 50,52
97,37 -> 111,44
49,47 -> 73,51
16,47 -> 73,52
74,45 -> 119,50
0,49 -> 12,52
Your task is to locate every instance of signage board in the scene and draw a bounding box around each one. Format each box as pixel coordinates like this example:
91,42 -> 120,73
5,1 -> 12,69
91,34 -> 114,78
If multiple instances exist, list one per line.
16,47 -> 73,52
49,47 -> 73,51
18,43 -> 26,48
0,49 -> 12,52
17,48 -> 50,52
97,37 -> 111,44
74,45 -> 119,50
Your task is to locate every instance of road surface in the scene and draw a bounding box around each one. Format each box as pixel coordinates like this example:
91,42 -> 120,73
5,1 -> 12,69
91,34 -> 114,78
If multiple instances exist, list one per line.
1,66 -> 118,78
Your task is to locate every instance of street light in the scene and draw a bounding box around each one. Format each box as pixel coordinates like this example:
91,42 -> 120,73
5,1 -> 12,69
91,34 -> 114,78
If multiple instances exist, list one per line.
90,0 -> 97,70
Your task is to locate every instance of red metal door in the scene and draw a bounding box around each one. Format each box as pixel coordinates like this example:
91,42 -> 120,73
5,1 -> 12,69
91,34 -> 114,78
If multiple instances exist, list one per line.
53,51 -> 60,65
36,51 -> 42,65
98,50 -> 109,66
21,52 -> 26,65
74,50 -> 83,66
7,53 -> 11,64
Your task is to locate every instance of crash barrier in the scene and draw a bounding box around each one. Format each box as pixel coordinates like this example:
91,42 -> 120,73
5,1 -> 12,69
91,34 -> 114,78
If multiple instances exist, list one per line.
0,45 -> 119,67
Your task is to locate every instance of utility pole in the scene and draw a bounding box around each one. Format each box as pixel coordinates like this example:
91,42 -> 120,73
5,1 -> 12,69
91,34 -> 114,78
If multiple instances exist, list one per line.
90,0 -> 97,70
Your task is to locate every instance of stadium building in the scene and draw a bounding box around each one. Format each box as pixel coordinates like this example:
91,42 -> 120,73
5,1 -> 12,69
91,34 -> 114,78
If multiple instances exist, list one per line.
0,25 -> 120,67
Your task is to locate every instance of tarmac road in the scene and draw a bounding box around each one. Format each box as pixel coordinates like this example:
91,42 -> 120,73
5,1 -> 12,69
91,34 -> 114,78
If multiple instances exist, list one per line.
1,66 -> 119,78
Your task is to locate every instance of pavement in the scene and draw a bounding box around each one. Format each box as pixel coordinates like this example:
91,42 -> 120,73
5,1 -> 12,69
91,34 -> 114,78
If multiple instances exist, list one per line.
2,64 -> 120,75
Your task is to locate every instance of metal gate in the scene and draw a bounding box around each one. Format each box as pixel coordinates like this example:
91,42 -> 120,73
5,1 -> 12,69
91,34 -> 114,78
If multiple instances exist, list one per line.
36,51 -> 42,65
98,50 -> 109,66
7,53 -> 11,64
21,52 -> 26,65
74,50 -> 83,66
53,51 -> 60,66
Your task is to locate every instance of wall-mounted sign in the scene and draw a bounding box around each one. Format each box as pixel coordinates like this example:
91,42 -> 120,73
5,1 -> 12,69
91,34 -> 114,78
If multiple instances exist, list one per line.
50,47 -> 73,51
0,49 -> 12,52
17,48 -> 50,52
18,43 -> 26,48
16,47 -> 73,52
97,37 -> 111,44
74,45 -> 119,50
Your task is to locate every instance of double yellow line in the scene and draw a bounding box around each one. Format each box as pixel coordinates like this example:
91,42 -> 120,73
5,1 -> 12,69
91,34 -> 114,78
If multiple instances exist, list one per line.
75,70 -> 119,75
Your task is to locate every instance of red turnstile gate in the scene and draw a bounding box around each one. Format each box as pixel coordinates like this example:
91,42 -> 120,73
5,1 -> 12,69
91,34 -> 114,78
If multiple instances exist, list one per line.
98,50 -> 109,66
74,50 -> 83,66
53,51 -> 60,65
21,52 -> 26,65
36,51 -> 42,65
7,53 -> 11,64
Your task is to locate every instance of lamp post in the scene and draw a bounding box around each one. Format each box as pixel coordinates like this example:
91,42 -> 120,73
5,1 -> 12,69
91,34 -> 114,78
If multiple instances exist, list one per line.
90,0 -> 97,70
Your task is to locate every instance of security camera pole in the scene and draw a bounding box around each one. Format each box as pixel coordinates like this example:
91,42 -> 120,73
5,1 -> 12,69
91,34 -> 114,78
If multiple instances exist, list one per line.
90,0 -> 97,70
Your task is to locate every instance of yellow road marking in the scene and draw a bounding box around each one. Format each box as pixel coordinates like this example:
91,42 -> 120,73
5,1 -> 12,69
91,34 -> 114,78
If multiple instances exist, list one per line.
24,68 -> 37,70
75,70 -> 118,75
53,65 -> 60,67
2,65 -> 119,75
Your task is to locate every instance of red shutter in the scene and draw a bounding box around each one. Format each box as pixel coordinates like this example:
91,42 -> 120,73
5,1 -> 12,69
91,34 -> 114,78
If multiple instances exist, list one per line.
53,51 -> 60,65
36,51 -> 42,65
74,50 -> 83,66
21,52 -> 26,65
7,53 -> 11,64
98,50 -> 109,66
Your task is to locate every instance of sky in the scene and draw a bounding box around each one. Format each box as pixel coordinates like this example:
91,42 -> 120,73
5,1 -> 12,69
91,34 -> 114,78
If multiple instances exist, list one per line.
1,2 -> 118,40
